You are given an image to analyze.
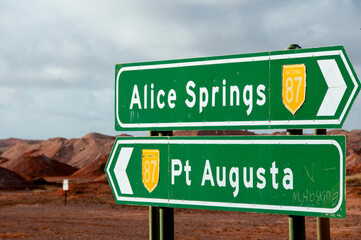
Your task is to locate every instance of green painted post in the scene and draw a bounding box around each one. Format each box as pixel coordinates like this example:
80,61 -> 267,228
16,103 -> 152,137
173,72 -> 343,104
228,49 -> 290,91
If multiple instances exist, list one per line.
160,207 -> 174,240
289,214 -> 306,240
315,129 -> 331,240
287,129 -> 303,135
314,129 -> 326,134
149,131 -> 174,240
286,45 -> 306,240
149,206 -> 160,240
288,129 -> 306,240
149,131 -> 161,240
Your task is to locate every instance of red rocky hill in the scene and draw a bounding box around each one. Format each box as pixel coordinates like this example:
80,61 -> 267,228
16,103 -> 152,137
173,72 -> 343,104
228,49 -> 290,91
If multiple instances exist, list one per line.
1,133 -> 115,169
71,154 -> 110,179
0,167 -> 32,189
328,129 -> 361,175
0,133 -> 130,180
4,150 -> 78,179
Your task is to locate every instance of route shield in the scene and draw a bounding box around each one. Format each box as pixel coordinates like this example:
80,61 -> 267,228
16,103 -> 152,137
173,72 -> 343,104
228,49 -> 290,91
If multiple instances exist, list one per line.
142,149 -> 160,193
282,64 -> 306,114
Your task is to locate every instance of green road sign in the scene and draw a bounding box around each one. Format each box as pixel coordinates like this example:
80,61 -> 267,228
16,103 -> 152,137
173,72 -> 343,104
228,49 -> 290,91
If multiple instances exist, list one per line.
115,46 -> 360,131
105,135 -> 345,218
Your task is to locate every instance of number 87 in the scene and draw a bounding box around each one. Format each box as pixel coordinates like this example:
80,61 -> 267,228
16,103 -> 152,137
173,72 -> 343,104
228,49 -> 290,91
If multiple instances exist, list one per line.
144,160 -> 158,183
285,76 -> 303,103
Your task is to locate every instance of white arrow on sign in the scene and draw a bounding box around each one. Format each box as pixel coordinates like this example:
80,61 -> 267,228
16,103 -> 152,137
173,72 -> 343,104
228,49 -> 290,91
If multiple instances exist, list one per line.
113,147 -> 133,195
317,59 -> 347,116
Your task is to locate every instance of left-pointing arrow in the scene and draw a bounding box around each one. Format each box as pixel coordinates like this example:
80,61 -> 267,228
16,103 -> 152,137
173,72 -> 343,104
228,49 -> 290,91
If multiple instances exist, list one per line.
114,147 -> 133,195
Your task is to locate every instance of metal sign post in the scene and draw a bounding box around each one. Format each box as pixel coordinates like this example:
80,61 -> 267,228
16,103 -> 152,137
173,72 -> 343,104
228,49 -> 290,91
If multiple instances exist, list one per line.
315,129 -> 331,240
148,131 -> 174,240
287,129 -> 305,240
63,179 -> 69,206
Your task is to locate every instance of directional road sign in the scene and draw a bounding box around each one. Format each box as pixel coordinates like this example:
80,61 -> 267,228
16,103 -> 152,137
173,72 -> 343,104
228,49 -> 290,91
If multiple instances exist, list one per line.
115,46 -> 360,131
105,135 -> 345,218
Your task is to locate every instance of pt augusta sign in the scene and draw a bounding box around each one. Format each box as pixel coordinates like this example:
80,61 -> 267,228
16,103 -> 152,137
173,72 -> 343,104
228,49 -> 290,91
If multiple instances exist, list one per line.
115,46 -> 360,131
105,135 -> 345,218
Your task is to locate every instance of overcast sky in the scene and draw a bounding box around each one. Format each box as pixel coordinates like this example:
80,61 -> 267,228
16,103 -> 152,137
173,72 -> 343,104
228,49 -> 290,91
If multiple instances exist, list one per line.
0,0 -> 360,140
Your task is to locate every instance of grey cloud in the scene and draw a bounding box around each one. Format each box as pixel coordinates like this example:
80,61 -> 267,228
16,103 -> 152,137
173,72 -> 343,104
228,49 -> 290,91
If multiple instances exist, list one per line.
0,0 -> 360,139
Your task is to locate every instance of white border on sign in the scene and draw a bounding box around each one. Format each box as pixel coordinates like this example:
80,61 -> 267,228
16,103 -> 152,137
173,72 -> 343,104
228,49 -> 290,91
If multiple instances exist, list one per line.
106,139 -> 344,214
115,50 -> 359,129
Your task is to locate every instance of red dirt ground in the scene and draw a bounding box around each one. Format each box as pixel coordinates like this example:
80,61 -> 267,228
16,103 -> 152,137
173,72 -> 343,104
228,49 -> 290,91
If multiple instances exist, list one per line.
0,180 -> 360,239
